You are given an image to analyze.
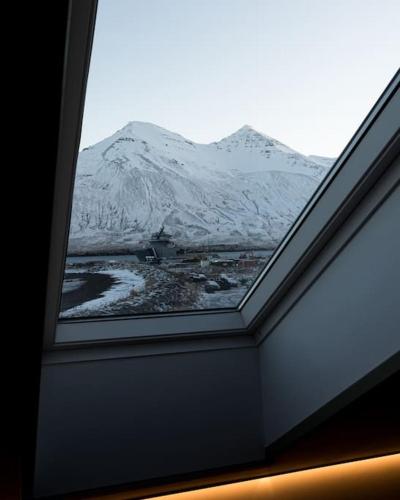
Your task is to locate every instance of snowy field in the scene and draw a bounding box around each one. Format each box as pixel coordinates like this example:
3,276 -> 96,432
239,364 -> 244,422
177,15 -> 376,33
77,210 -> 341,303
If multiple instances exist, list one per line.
59,255 -> 268,318
61,269 -> 145,318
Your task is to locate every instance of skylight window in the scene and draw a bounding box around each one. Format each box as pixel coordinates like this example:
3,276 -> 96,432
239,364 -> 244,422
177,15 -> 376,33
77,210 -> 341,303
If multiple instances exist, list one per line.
58,0 -> 399,320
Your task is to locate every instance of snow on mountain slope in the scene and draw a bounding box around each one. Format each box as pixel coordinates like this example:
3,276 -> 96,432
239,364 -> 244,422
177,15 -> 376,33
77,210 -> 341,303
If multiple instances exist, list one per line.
308,154 -> 337,168
68,122 -> 335,253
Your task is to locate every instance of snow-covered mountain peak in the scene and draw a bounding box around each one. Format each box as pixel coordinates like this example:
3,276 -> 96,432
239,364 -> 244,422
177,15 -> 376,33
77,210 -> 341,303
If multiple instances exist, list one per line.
212,124 -> 296,156
308,155 -> 337,168
78,121 -> 200,176
115,120 -> 192,146
69,121 -> 335,253
236,124 -> 272,137
236,124 -> 258,134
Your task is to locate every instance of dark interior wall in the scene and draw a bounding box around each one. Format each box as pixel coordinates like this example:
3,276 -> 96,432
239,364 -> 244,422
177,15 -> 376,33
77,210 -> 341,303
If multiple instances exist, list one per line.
34,346 -> 264,497
12,1 -> 71,498
31,371 -> 400,500
258,175 -> 400,448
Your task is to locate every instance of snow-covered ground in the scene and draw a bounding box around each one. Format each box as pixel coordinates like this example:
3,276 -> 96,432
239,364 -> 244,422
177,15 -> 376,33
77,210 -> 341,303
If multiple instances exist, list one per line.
59,257 -> 266,318
60,269 -> 145,318
197,286 -> 249,309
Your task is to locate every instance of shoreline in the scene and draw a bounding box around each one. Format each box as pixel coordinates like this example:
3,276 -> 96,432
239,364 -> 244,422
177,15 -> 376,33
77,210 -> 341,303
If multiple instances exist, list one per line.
60,272 -> 116,313
66,246 -> 276,258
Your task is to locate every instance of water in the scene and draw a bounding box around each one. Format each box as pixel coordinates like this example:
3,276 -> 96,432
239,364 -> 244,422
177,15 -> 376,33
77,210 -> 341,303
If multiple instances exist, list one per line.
66,249 -> 274,265
67,254 -> 140,264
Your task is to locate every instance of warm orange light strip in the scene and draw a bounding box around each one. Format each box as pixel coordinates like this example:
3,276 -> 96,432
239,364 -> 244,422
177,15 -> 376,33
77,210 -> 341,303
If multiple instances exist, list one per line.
146,453 -> 400,500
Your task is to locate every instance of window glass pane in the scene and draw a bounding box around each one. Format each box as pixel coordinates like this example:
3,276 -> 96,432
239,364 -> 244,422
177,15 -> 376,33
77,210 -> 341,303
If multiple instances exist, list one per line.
60,0 -> 399,319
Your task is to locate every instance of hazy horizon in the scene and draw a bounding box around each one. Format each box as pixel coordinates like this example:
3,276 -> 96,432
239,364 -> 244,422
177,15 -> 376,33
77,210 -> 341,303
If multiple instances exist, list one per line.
79,0 -> 400,157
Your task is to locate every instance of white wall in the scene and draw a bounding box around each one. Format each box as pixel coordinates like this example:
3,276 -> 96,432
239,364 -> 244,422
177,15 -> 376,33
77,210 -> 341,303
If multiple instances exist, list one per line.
34,346 -> 264,497
258,180 -> 400,447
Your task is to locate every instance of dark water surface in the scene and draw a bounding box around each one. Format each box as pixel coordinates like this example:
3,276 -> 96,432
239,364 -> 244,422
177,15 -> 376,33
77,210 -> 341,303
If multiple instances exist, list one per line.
60,272 -> 116,313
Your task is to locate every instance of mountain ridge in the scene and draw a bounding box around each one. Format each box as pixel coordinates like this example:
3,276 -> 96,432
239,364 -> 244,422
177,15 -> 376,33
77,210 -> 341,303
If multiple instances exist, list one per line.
68,122 -> 334,254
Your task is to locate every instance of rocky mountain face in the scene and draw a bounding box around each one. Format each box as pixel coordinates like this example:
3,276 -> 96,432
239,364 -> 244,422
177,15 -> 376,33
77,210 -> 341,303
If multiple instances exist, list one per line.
68,122 -> 335,254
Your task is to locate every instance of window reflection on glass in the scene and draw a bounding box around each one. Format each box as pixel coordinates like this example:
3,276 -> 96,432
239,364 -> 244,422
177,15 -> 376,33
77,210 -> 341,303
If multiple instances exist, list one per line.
59,0 -> 399,319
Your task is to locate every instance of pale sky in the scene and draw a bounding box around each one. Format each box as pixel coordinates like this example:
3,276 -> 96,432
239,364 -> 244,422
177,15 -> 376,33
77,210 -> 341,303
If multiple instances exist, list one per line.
80,0 -> 399,157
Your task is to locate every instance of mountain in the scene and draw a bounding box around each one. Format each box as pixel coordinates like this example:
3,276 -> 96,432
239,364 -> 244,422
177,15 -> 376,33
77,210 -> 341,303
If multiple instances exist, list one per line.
68,122 -> 335,253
